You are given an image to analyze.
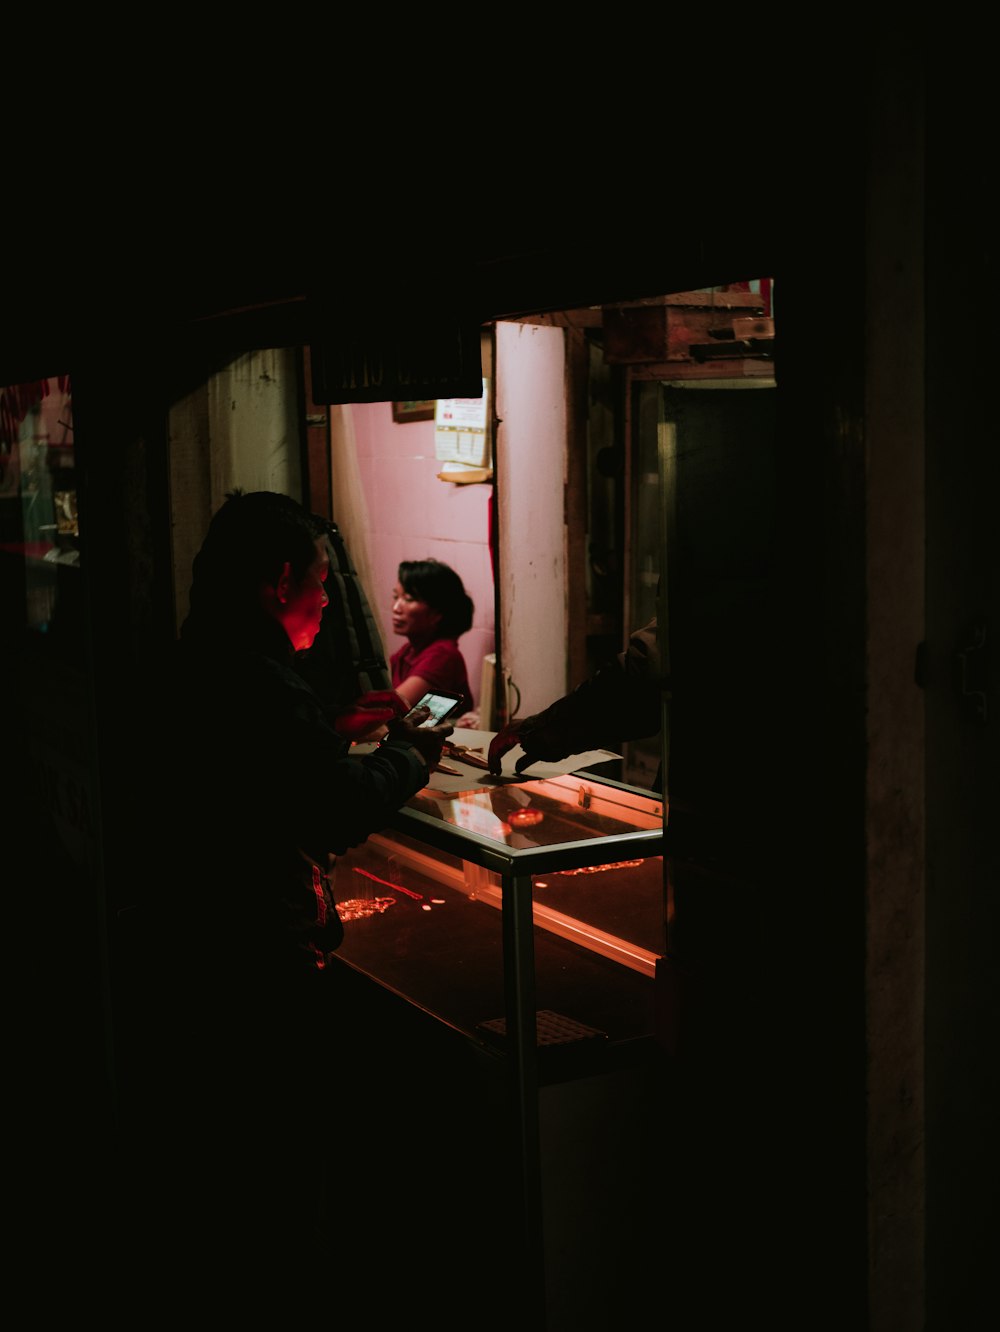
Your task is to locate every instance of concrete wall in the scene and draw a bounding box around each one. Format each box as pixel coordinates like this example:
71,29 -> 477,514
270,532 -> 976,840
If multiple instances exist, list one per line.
494,320 -> 568,717
168,348 -> 302,633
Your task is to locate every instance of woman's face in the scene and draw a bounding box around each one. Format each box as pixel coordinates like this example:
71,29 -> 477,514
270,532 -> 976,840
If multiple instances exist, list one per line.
277,539 -> 330,651
391,583 -> 442,641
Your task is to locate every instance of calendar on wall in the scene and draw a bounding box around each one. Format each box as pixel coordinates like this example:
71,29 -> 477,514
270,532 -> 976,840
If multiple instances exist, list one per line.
434,378 -> 491,483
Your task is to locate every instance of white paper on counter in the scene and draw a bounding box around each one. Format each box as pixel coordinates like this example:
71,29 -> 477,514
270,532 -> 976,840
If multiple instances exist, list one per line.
350,727 -> 621,793
444,728 -> 622,783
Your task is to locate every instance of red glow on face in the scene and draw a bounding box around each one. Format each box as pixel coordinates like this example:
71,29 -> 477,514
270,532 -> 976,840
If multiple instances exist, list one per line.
279,541 -> 330,651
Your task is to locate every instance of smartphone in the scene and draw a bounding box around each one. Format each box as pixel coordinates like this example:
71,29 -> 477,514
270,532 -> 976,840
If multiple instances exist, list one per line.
403,690 -> 465,727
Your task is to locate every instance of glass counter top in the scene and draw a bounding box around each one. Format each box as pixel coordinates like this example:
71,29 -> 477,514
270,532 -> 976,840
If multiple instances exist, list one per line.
393,771 -> 665,873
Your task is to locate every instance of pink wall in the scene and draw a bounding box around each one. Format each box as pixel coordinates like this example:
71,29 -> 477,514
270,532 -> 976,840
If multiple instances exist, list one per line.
348,402 -> 495,711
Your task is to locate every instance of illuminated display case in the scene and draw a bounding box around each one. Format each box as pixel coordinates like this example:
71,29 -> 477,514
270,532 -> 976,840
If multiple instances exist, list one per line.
332,766 -> 666,1078
330,750 -> 668,1318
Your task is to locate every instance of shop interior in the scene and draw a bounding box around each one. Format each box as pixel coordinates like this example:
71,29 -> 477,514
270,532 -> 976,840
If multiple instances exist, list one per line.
1,278 -> 781,1324
0,50 -> 992,1327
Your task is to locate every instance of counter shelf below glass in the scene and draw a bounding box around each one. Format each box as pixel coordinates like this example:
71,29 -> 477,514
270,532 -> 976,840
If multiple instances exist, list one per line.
329,766 -> 667,1056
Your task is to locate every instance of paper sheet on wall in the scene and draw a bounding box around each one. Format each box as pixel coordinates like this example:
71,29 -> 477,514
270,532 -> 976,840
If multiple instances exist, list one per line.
435,380 -> 489,467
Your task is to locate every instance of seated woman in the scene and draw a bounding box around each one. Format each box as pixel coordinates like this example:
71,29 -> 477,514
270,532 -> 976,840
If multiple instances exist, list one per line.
390,558 -> 474,713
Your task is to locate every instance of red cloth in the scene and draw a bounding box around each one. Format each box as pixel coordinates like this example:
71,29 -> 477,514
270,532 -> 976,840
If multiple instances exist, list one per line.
332,690 -> 408,741
390,636 -> 472,708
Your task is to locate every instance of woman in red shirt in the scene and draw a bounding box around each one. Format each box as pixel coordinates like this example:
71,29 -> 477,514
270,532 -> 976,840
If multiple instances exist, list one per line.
390,558 -> 474,712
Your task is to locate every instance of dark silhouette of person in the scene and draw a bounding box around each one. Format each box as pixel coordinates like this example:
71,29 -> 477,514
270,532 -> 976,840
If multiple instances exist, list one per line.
115,490 -> 452,1317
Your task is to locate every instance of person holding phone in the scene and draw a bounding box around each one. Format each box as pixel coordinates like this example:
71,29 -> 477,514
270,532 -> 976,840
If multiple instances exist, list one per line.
390,557 -> 474,714
403,688 -> 466,727
117,490 -> 454,1316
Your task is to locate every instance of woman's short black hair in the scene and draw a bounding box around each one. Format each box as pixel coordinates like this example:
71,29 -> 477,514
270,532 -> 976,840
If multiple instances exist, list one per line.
398,558 -> 474,638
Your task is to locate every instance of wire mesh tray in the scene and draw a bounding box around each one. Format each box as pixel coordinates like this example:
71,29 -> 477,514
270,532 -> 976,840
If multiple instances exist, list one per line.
477,1009 -> 608,1047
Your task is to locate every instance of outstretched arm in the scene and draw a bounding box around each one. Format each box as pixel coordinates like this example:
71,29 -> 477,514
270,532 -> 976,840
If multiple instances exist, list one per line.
488,617 -> 662,775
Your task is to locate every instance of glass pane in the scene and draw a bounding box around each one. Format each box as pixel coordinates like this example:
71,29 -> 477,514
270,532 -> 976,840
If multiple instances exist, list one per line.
1,375 -> 77,638
407,772 -> 663,848
0,374 -> 98,874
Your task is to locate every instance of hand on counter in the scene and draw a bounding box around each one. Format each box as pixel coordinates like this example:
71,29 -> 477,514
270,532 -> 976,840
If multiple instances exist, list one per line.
487,715 -> 571,776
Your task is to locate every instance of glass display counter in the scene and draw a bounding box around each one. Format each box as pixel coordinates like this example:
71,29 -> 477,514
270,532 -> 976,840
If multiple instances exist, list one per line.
331,751 -> 666,1316
334,767 -> 666,1070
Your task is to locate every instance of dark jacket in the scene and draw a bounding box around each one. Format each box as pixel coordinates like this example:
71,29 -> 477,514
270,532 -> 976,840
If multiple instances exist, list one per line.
116,613 -> 434,1302
147,614 -> 429,980
515,616 -> 663,785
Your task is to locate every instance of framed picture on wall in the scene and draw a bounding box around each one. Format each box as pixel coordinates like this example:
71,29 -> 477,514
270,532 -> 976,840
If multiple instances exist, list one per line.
392,400 -> 436,423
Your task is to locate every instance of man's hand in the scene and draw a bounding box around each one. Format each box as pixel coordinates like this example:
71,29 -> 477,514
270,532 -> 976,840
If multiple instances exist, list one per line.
386,712 -> 453,769
487,720 -> 529,775
487,713 -> 571,776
